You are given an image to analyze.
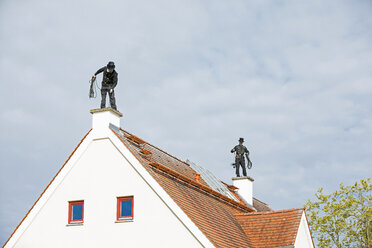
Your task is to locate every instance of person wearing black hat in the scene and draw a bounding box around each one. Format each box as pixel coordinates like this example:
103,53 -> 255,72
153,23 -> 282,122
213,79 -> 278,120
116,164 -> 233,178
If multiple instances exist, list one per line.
231,138 -> 251,177
92,61 -> 118,110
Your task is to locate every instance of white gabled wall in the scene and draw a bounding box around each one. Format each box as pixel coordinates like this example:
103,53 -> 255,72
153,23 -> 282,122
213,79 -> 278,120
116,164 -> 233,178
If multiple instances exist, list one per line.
11,138 -> 204,248
294,212 -> 314,248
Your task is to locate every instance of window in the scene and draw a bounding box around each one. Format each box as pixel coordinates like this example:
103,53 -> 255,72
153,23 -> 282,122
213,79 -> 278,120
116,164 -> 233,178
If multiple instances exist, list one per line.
68,200 -> 84,224
117,196 -> 133,221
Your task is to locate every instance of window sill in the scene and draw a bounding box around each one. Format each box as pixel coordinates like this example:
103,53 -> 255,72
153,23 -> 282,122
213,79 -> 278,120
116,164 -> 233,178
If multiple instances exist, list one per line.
66,223 -> 84,226
115,219 -> 134,223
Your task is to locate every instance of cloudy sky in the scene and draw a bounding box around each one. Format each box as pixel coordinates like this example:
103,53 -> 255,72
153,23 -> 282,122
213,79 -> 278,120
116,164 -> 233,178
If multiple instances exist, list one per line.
1,0 -> 371,244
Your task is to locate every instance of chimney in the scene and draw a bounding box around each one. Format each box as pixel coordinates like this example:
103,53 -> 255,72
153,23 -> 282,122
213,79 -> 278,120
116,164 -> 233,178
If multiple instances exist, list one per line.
90,107 -> 123,131
232,176 -> 254,206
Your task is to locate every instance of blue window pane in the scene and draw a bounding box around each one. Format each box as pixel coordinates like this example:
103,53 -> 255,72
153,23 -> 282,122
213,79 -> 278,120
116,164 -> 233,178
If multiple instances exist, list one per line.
72,204 -> 83,220
120,200 -> 132,217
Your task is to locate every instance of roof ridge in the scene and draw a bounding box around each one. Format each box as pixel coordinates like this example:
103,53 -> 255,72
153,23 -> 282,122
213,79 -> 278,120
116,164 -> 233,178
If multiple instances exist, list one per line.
235,207 -> 304,216
120,128 -> 191,167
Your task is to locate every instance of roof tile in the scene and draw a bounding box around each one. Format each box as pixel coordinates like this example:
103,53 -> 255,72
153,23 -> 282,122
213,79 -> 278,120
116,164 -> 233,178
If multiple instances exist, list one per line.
235,209 -> 304,248
111,127 -> 305,248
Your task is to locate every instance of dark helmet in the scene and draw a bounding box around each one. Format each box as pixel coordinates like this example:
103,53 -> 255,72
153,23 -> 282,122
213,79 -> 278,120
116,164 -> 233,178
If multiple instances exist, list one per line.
107,61 -> 115,69
239,137 -> 244,142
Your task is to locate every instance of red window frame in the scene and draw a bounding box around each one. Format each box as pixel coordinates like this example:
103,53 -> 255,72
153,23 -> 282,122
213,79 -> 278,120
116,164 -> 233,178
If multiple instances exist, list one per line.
117,196 -> 134,221
68,200 -> 84,224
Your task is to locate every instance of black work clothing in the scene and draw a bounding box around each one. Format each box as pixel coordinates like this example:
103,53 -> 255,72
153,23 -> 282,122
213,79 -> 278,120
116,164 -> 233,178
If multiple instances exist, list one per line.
95,66 -> 118,109
235,157 -> 247,177
95,66 -> 118,90
231,145 -> 249,158
231,144 -> 250,177
101,89 -> 117,110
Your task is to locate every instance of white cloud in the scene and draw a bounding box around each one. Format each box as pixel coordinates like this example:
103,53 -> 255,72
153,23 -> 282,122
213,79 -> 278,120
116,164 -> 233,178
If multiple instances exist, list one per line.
1,0 -> 372,244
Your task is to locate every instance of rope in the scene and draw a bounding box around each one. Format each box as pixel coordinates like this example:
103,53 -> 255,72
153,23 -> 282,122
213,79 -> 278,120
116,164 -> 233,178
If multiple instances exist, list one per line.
247,159 -> 253,169
88,77 -> 101,98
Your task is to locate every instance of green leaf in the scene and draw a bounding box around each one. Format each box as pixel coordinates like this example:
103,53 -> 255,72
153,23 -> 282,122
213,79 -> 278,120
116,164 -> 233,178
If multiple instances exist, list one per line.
305,178 -> 371,248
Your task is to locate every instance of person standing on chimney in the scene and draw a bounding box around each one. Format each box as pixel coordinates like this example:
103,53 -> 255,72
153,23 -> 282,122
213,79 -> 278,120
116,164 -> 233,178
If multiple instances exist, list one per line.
92,61 -> 118,110
231,138 -> 252,177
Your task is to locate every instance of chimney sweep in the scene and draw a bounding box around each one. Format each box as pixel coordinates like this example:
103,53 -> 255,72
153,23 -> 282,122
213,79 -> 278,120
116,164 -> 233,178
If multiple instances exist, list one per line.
90,61 -> 118,110
231,137 -> 253,177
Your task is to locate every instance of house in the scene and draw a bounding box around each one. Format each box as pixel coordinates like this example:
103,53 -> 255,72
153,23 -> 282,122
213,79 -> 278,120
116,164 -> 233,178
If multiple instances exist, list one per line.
3,108 -> 314,248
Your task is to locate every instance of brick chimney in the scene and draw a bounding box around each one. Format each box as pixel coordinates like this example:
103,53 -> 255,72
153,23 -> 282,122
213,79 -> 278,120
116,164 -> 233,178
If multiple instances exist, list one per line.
232,176 -> 254,206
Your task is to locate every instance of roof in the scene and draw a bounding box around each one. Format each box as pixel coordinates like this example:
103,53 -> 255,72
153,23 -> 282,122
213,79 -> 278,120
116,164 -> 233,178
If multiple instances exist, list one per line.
112,126 -> 253,247
236,208 -> 304,248
187,160 -> 239,202
3,120 -> 305,248
253,197 -> 272,212
110,125 -> 303,248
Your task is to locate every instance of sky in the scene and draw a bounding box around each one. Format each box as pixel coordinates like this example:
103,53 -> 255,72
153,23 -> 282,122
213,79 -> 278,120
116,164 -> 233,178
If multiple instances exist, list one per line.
0,0 -> 372,245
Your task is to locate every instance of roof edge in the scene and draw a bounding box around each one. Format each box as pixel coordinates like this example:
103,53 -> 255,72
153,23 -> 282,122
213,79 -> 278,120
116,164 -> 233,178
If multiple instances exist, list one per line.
3,129 -> 92,248
293,210 -> 315,248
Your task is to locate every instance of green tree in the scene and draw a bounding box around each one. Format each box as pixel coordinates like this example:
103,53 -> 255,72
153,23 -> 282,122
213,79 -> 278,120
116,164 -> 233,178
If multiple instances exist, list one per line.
305,178 -> 371,248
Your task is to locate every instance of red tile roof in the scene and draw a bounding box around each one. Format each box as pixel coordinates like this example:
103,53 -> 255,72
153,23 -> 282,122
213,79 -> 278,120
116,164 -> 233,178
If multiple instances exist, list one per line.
112,128 -> 305,248
236,208 -> 304,248
253,197 -> 272,212
113,129 -> 253,247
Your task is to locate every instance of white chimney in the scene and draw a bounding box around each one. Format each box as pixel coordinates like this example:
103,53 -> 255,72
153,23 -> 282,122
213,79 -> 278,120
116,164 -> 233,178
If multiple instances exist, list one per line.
90,108 -> 123,133
232,176 -> 254,206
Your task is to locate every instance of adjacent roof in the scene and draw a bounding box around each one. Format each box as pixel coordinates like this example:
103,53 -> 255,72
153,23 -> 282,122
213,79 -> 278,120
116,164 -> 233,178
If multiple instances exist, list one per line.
110,125 -> 304,248
253,197 -> 272,212
236,208 -> 304,248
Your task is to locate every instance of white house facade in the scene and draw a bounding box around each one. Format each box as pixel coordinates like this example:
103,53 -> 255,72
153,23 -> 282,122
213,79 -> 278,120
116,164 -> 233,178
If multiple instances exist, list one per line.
3,108 -> 314,248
